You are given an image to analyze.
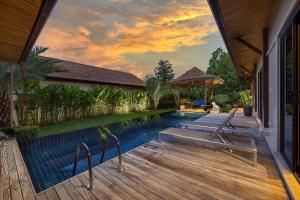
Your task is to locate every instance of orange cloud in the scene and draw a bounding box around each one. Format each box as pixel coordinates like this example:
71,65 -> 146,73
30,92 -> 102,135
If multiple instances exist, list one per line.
36,0 -> 217,78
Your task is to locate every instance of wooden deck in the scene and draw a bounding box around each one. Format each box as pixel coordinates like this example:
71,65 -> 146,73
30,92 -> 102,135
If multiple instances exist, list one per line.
1,135 -> 289,200
0,139 -> 36,200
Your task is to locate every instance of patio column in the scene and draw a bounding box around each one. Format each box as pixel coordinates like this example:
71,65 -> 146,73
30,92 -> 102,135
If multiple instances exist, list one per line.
9,64 -> 14,128
262,28 -> 269,128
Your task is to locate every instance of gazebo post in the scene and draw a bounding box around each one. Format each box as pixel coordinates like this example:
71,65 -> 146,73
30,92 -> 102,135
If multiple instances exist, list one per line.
210,82 -> 214,102
204,88 -> 207,105
175,85 -> 180,109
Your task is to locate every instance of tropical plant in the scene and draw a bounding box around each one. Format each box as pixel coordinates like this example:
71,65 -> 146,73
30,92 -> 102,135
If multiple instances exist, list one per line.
146,77 -> 164,109
14,83 -> 149,125
0,46 -> 61,127
239,90 -> 252,106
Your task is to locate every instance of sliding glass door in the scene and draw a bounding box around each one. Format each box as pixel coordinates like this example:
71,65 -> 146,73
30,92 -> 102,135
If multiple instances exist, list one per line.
281,26 -> 294,165
280,11 -> 300,179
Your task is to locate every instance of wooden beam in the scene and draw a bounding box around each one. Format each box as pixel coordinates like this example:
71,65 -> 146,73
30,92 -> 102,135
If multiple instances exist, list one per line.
262,28 -> 269,128
19,0 -> 58,63
234,37 -> 262,55
239,65 -> 253,75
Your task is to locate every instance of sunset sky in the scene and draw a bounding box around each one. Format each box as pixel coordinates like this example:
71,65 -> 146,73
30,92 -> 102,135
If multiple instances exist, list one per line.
36,0 -> 225,79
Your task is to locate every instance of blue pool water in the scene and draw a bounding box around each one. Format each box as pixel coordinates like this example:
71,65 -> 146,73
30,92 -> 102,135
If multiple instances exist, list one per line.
18,111 -> 204,192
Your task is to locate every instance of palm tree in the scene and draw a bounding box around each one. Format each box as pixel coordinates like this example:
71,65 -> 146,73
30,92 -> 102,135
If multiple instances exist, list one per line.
0,46 -> 62,127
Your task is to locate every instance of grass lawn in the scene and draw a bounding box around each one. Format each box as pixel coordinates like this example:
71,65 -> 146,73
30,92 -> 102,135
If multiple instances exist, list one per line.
38,108 -> 175,137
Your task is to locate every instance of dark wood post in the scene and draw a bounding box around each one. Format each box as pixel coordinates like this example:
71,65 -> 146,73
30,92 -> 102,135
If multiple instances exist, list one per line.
254,76 -> 257,112
252,63 -> 257,112
175,85 -> 180,109
9,64 -> 14,128
263,28 -> 269,127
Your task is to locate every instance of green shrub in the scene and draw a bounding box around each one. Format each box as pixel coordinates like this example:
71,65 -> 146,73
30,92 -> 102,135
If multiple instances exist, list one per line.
228,91 -> 240,103
212,94 -> 231,106
15,81 -> 149,125
179,98 -> 190,105
0,128 -> 14,137
158,89 -> 175,108
14,126 -> 39,142
220,104 -> 232,112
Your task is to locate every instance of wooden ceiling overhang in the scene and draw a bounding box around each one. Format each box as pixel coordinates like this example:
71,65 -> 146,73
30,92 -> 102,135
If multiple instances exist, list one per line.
208,0 -> 276,78
0,0 -> 57,64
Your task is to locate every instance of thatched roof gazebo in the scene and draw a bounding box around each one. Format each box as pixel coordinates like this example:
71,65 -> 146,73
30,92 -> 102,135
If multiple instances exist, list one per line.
168,67 -> 224,108
168,67 -> 224,87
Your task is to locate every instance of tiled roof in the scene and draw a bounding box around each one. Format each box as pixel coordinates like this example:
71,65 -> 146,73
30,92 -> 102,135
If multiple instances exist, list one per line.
45,59 -> 145,87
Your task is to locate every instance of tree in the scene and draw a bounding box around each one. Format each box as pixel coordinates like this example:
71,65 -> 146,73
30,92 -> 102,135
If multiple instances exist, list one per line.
206,47 -> 248,95
154,60 -> 175,83
146,77 -> 164,109
0,46 -> 62,127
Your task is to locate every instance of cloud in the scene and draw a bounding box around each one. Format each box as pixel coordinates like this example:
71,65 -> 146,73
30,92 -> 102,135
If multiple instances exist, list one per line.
36,0 -> 217,78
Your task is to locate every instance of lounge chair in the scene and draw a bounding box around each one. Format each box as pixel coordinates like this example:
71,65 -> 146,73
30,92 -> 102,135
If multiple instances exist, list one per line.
193,99 -> 205,108
159,109 -> 257,166
180,108 -> 254,136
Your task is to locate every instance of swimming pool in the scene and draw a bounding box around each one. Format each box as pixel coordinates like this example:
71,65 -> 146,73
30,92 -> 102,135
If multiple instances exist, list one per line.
18,111 -> 205,192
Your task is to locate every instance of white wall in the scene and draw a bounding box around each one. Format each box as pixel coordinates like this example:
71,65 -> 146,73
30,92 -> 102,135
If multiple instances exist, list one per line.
263,0 -> 299,152
40,80 -> 95,91
265,42 -> 279,152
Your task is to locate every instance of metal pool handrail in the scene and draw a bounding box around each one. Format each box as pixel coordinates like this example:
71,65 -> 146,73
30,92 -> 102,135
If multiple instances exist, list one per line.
100,134 -> 124,172
72,143 -> 94,190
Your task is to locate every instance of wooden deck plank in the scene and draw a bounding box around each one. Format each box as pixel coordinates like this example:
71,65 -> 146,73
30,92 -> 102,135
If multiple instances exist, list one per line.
92,167 -> 137,200
101,166 -> 162,200
118,158 -> 213,200
121,154 -> 239,200
62,180 -> 86,200
45,188 -> 60,200
1,140 -> 13,200
82,172 -> 123,200
34,192 -> 48,200
54,184 -> 72,200
95,167 -> 149,200
109,160 -> 189,200
77,174 -> 110,200
131,143 -> 287,200
139,142 -> 286,192
102,162 -> 174,200
69,176 -> 97,200
11,140 -> 36,200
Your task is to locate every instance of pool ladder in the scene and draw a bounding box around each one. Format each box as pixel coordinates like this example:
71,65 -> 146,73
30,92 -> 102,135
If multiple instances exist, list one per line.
72,134 -> 124,190
72,143 -> 94,190
100,134 -> 124,173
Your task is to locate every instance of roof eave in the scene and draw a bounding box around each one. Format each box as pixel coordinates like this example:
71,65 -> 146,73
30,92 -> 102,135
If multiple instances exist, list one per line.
44,76 -> 146,88
18,0 -> 58,63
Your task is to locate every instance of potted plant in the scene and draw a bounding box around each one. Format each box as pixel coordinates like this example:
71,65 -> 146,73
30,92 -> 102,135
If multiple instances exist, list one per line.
239,90 -> 253,116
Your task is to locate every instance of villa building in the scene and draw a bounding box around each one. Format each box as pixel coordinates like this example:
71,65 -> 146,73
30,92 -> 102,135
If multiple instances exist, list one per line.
208,0 -> 300,197
42,59 -> 146,90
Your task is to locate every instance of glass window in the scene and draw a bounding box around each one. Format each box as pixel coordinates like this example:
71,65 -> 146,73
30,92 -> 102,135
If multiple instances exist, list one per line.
282,27 -> 293,165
